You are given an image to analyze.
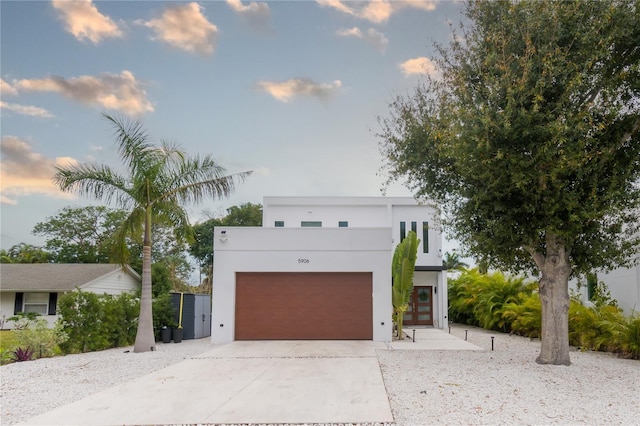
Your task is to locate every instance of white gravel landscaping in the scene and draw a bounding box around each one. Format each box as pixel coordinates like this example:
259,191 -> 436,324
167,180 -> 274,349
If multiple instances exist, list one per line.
1,325 -> 638,426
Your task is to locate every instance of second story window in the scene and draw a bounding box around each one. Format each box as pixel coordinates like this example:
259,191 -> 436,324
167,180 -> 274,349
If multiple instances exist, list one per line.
338,221 -> 348,228
301,221 -> 322,227
275,221 -> 284,227
423,221 -> 429,253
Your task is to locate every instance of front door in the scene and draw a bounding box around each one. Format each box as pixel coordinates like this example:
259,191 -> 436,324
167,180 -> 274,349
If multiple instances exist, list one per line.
403,286 -> 433,326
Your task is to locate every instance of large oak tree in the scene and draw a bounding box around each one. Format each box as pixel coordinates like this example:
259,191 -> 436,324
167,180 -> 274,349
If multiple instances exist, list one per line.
379,0 -> 640,365
55,114 -> 251,352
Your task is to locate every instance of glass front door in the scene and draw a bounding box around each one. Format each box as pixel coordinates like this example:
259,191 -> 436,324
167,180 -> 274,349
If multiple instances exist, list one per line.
403,286 -> 433,326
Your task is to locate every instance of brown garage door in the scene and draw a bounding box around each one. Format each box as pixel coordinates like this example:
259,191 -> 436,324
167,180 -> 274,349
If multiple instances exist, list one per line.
235,272 -> 373,340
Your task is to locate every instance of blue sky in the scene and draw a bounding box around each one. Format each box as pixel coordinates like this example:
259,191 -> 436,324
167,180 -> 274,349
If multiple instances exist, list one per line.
1,0 -> 464,252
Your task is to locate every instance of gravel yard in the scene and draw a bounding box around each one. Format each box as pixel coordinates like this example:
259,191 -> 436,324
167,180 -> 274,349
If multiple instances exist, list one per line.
1,325 -> 638,425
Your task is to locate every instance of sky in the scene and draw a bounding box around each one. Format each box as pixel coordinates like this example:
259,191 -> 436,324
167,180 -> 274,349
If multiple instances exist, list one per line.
1,0 -> 465,253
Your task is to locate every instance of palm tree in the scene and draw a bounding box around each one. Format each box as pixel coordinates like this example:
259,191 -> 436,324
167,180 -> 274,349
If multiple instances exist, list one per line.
442,251 -> 469,272
54,114 -> 251,352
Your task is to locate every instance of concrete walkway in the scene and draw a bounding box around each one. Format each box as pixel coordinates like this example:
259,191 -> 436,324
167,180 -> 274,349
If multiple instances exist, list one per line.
391,327 -> 483,350
19,340 -> 394,426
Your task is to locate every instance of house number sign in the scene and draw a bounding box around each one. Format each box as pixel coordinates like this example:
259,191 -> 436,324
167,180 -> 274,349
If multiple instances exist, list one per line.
298,258 -> 310,264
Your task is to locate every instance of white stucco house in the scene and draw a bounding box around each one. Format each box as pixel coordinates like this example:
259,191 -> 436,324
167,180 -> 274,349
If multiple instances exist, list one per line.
571,260 -> 640,315
0,264 -> 141,329
211,196 -> 447,344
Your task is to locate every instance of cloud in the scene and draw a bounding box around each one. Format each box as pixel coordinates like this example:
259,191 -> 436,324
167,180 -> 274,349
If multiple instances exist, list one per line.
255,78 -> 342,102
0,136 -> 78,204
137,2 -> 218,55
0,101 -> 54,118
226,0 -> 270,31
399,57 -> 438,77
1,79 -> 18,96
51,0 -> 122,44
317,0 -> 437,23
336,27 -> 388,52
14,71 -> 154,115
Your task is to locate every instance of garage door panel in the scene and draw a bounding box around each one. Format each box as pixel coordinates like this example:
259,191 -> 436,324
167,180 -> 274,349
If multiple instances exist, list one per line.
235,272 -> 372,340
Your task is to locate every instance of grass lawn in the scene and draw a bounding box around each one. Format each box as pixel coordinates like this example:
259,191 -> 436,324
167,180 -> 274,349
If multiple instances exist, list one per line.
0,330 -> 19,351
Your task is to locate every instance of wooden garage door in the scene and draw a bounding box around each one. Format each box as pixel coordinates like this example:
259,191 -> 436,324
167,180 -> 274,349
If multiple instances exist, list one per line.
235,272 -> 373,340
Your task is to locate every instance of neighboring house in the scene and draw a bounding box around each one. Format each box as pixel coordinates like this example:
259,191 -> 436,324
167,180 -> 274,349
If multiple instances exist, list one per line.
212,196 -> 447,344
571,261 -> 640,316
0,264 -> 141,329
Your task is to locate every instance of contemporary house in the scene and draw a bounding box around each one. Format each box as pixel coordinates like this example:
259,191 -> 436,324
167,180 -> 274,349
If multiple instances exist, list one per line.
0,264 -> 141,329
571,262 -> 640,315
211,196 -> 447,344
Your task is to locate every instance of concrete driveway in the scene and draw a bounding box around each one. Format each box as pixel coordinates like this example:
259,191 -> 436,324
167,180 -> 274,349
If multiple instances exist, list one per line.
20,340 -> 394,425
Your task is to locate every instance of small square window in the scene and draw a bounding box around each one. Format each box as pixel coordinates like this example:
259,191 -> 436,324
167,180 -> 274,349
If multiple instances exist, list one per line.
338,221 -> 348,228
24,292 -> 48,315
275,221 -> 284,227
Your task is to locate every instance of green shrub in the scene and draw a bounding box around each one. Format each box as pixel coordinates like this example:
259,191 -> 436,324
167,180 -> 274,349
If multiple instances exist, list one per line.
13,318 -> 67,358
448,268 -> 535,331
499,293 -> 542,338
57,290 -> 139,353
449,269 -> 639,359
102,293 -> 139,348
152,293 -> 176,339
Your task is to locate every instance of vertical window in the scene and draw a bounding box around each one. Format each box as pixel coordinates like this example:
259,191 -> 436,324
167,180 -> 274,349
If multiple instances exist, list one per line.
411,221 -> 417,233
400,221 -> 406,241
338,221 -> 348,228
587,273 -> 597,301
24,292 -> 49,315
275,221 -> 284,227
301,221 -> 322,227
422,222 -> 429,253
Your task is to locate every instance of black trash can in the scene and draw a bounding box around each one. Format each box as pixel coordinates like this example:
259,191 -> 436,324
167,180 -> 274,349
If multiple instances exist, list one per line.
160,326 -> 171,343
172,327 -> 183,343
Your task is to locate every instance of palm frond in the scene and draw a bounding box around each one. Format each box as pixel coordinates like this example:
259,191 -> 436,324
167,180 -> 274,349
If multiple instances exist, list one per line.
102,113 -> 153,177
53,163 -> 135,208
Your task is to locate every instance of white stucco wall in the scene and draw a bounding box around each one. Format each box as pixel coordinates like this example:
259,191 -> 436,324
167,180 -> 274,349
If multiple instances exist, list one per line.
262,196 -> 443,267
212,226 -> 393,344
599,265 -> 640,314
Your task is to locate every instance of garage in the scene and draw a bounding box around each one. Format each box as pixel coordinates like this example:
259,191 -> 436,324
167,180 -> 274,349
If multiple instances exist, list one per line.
235,272 -> 373,340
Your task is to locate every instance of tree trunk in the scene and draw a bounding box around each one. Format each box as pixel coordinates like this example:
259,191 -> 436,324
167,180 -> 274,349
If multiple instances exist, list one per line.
134,209 -> 155,353
534,233 -> 571,365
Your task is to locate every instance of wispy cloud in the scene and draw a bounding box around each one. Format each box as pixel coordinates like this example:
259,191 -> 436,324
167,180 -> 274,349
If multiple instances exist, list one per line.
227,0 -> 270,32
0,136 -> 77,205
255,78 -> 342,102
336,27 -> 388,52
318,0 -> 437,23
14,71 -> 153,115
51,0 -> 122,44
399,57 -> 438,77
1,79 -> 18,96
0,101 -> 54,118
137,2 -> 218,55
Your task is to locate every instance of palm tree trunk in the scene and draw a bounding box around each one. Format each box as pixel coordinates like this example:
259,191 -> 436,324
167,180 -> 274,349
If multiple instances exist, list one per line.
134,208 -> 155,352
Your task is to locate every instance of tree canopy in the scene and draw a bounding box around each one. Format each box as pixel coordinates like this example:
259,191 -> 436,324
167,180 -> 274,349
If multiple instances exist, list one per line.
32,205 -> 127,263
378,0 -> 640,365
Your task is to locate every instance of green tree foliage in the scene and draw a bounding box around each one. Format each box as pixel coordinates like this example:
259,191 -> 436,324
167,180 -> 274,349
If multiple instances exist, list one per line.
378,0 -> 640,365
392,231 -> 420,339
0,243 -> 51,263
54,114 -> 251,352
32,206 -> 128,263
442,251 -> 469,271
